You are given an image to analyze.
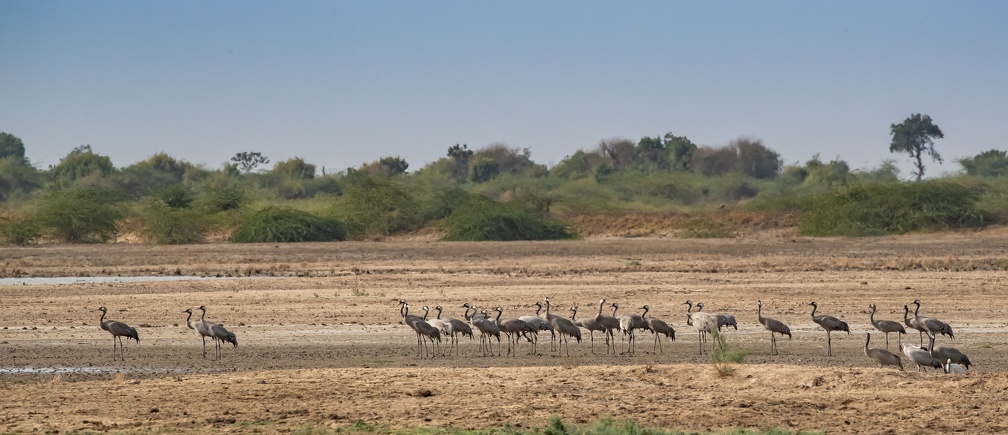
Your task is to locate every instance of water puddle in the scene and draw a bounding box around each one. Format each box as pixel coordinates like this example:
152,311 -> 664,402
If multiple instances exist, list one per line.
0,366 -> 189,375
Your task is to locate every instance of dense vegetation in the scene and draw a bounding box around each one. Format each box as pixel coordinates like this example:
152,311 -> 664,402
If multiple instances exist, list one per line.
0,130 -> 1005,245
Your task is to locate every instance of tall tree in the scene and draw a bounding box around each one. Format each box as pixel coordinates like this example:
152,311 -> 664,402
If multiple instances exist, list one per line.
0,132 -> 28,164
890,114 -> 944,181
231,151 -> 269,173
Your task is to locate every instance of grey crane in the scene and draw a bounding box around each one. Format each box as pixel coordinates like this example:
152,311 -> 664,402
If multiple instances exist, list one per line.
901,343 -> 941,372
419,306 -> 445,357
465,305 -> 501,356
927,333 -> 971,370
570,305 -> 606,354
641,305 -> 675,353
869,304 -> 906,350
594,298 -> 620,354
864,332 -> 903,370
526,300 -> 557,351
757,300 -> 791,355
808,301 -> 849,357
434,305 -> 472,356
517,301 -> 549,352
616,304 -> 647,354
198,305 -> 238,361
684,300 -> 716,355
542,297 -> 581,356
494,306 -> 533,356
184,307 -> 214,358
903,304 -> 951,347
696,302 -> 737,331
424,306 -> 448,357
912,299 -> 954,343
97,306 -> 139,361
399,300 -> 436,358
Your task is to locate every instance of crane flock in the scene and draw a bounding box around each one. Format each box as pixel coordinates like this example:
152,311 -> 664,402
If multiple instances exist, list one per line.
396,297 -> 973,374
87,297 -> 970,375
96,305 -> 238,362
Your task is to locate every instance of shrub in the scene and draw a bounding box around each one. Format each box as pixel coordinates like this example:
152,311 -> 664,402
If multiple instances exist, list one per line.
442,195 -> 576,241
335,172 -> 421,239
710,329 -> 747,377
799,181 -> 989,236
230,206 -> 347,243
0,215 -> 41,245
140,201 -> 215,244
35,188 -> 124,243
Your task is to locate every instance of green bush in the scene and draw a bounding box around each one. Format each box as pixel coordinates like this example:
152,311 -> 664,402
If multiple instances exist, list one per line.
334,172 -> 422,239
799,181 -> 989,236
35,188 -> 124,243
230,206 -> 347,243
197,183 -> 248,212
443,195 -> 576,241
0,215 -> 41,245
140,201 -> 215,244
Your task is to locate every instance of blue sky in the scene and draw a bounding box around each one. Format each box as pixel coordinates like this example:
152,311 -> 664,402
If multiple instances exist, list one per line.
2,1 -> 1006,178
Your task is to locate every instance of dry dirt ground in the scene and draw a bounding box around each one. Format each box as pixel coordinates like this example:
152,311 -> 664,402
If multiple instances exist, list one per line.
2,230 -> 1008,433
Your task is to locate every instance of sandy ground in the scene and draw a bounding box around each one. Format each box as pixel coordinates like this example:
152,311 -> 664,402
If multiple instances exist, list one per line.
1,230 -> 1007,433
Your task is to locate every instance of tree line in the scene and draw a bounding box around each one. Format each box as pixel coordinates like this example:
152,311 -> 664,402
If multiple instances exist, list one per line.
0,113 -> 1006,244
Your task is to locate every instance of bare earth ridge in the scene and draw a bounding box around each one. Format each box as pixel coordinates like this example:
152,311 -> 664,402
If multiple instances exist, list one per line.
2,230 -> 1007,433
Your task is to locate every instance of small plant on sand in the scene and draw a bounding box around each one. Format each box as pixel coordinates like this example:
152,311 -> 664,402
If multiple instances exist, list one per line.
350,277 -> 368,297
710,329 -> 747,377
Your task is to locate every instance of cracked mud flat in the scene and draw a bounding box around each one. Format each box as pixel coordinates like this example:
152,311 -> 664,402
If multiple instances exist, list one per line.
1,230 -> 1007,433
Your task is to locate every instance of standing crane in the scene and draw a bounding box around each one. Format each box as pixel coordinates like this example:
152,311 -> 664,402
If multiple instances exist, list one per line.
594,299 -> 620,354
198,306 -> 238,361
757,300 -> 791,355
641,305 -> 675,353
684,300 -> 716,355
542,297 -> 581,357
570,306 -> 606,354
869,304 -> 906,350
808,301 -> 849,357
97,306 -> 139,361
184,307 -> 214,359
617,305 -> 647,354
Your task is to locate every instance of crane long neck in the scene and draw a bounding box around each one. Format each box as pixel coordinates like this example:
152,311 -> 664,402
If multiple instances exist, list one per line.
435,308 -> 443,320
185,311 -> 194,330
570,308 -> 577,321
810,304 -> 817,317
495,309 -> 503,324
642,307 -> 649,318
99,309 -> 106,324
913,302 -> 921,316
597,301 -> 605,318
864,334 -> 870,354
870,306 -> 876,322
757,304 -> 763,323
